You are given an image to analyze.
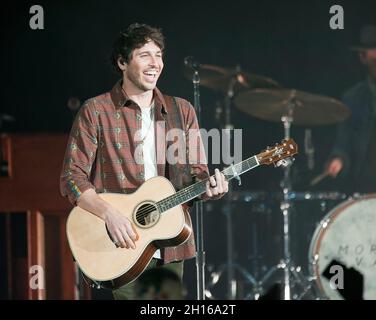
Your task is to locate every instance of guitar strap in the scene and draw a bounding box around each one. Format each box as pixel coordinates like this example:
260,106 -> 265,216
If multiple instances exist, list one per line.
161,96 -> 197,263
162,95 -> 192,188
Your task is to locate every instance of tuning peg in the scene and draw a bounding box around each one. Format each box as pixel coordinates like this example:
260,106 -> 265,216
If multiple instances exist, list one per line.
275,157 -> 293,168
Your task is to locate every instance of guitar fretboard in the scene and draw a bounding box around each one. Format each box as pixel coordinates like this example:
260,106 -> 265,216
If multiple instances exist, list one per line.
156,155 -> 260,213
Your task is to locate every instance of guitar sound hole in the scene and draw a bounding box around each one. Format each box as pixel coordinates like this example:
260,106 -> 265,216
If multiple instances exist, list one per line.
135,203 -> 159,227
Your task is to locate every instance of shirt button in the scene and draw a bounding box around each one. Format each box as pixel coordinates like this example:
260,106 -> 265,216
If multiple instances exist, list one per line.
135,131 -> 142,140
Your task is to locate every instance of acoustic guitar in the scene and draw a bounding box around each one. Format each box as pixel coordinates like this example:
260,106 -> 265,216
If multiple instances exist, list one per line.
66,139 -> 297,289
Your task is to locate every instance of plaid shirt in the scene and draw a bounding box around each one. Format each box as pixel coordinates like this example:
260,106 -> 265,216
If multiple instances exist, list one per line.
60,81 -> 209,263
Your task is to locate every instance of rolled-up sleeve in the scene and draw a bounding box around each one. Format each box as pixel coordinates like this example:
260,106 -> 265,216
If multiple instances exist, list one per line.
60,99 -> 98,205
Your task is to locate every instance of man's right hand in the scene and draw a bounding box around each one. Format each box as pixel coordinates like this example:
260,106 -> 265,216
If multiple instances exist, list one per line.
326,157 -> 343,178
76,188 -> 138,249
104,208 -> 138,249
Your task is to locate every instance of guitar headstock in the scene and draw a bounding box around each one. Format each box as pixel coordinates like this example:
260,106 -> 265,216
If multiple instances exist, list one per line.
257,139 -> 298,167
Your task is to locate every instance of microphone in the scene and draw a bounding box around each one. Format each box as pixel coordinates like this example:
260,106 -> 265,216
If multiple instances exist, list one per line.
67,96 -> 81,118
67,97 -> 81,112
184,56 -> 201,70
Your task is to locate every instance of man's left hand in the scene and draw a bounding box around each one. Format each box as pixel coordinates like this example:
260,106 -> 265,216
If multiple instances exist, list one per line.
202,168 -> 229,200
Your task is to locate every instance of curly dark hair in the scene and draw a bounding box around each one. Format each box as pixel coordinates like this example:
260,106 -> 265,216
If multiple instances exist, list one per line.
111,23 -> 165,74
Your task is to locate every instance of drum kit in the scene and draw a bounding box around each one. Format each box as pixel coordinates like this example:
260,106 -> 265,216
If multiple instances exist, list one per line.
184,63 -> 375,300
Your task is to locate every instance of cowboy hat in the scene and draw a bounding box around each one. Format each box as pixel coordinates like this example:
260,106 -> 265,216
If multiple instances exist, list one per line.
350,25 -> 376,51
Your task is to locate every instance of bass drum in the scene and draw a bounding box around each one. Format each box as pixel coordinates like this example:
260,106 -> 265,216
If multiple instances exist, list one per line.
288,191 -> 347,274
309,194 -> 376,300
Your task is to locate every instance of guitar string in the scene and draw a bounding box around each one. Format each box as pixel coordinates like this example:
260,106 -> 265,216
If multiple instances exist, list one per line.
135,180 -> 207,221
134,158 -> 256,221
131,147 -> 295,221
134,178 -> 210,221
134,155 -> 265,221
134,174 -> 234,221
134,170 -> 228,220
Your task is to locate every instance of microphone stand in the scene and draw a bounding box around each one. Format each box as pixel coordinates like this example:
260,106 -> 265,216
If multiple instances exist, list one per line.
220,66 -> 260,300
223,73 -> 236,299
190,68 -> 206,300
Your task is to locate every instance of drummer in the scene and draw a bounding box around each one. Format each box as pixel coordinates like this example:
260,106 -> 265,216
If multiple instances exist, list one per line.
326,25 -> 376,193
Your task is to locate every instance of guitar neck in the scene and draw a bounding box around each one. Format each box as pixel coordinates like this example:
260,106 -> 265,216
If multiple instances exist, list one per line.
156,155 -> 260,213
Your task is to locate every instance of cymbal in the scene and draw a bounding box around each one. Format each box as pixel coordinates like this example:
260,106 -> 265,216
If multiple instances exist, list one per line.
234,89 -> 351,126
183,64 -> 281,93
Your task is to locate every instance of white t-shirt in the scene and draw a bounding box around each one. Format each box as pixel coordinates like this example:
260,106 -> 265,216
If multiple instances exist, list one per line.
141,105 -> 158,181
140,104 -> 161,259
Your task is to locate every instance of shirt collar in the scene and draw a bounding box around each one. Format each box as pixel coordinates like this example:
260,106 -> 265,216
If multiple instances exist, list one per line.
110,80 -> 168,114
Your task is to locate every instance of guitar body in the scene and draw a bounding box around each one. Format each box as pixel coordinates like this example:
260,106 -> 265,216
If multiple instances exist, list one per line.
66,176 -> 192,289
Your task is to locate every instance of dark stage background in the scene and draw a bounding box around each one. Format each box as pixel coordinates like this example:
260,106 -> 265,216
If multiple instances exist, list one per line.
1,0 -> 375,299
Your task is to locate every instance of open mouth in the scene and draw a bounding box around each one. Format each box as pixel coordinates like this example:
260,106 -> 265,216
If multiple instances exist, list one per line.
143,70 -> 158,82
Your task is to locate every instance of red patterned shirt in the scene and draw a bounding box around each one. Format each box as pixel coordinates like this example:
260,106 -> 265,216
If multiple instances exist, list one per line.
60,81 -> 209,262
